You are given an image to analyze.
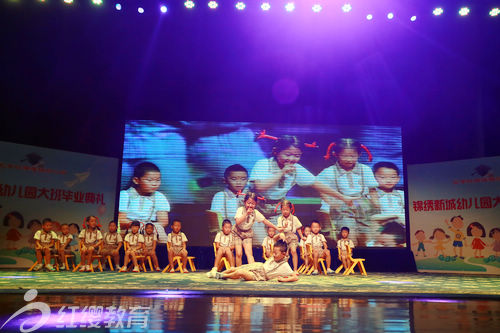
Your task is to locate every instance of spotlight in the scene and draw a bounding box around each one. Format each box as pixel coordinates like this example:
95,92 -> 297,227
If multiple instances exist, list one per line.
184,0 -> 195,9
312,4 -> 322,13
115,3 -> 122,10
138,7 -> 144,13
63,0 -> 73,4
342,3 -> 352,13
91,0 -> 103,5
433,7 -> 443,16
235,2 -> 245,10
160,5 -> 167,13
366,14 -> 373,20
410,15 -> 417,22
459,7 -> 470,16
285,2 -> 295,12
490,8 -> 500,17
261,2 -> 270,11
387,12 -> 394,19
208,1 -> 218,9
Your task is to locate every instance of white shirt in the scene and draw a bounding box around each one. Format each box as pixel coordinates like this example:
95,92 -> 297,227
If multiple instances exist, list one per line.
78,229 -> 103,244
249,158 -> 316,200
305,233 -> 327,249
167,232 -> 188,247
376,189 -> 405,218
337,238 -> 355,251
214,231 -> 233,248
58,233 -> 73,247
144,233 -> 158,248
277,215 -> 302,234
317,163 -> 378,211
234,206 -> 265,231
103,232 -> 123,246
262,236 -> 274,252
34,230 -> 58,244
125,233 -> 145,246
211,189 -> 244,222
263,258 -> 294,280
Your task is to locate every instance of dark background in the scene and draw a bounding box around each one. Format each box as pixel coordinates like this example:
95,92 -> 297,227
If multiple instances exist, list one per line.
1,0 -> 499,270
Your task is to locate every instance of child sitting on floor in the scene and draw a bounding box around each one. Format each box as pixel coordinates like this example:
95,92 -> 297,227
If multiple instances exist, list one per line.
101,221 -> 123,271
57,224 -> 73,270
337,226 -> 355,271
306,221 -> 334,275
262,226 -> 276,260
207,219 -> 235,277
167,219 -> 189,273
143,222 -> 161,271
33,219 -> 58,271
120,221 -> 144,273
214,240 -> 298,282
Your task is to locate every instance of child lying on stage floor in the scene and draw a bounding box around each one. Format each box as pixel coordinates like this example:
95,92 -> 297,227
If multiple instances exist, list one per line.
214,240 -> 298,282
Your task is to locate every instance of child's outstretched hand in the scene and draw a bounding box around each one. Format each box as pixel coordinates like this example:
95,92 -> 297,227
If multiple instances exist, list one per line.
342,195 -> 359,207
281,164 -> 296,175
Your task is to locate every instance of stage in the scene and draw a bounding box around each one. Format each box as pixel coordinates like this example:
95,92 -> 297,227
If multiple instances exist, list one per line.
1,270 -> 499,299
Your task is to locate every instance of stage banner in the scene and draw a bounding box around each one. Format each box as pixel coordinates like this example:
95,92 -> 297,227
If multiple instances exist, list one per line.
408,156 -> 500,274
0,141 -> 118,268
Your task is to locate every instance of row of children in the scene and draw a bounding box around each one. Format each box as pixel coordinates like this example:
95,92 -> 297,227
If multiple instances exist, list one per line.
32,216 -> 190,273
207,193 -> 356,281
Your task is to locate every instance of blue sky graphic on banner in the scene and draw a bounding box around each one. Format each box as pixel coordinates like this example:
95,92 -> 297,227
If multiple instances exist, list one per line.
408,156 -> 500,274
0,141 -> 118,267
120,121 -> 405,247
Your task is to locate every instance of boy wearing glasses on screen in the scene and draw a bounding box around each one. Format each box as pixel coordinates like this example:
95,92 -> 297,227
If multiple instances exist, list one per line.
370,162 -> 405,247
118,162 -> 170,243
210,164 -> 248,223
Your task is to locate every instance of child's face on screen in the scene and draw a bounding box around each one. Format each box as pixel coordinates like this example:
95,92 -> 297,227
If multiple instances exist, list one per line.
109,223 -> 117,233
275,146 -> 302,169
145,225 -> 154,235
267,227 -> 276,238
341,229 -> 349,239
131,225 -> 140,234
69,224 -> 78,234
470,226 -> 482,237
304,227 -> 311,237
375,167 -> 400,191
225,171 -> 248,193
493,230 -> 500,240
172,221 -> 181,233
337,148 -> 359,170
311,223 -> 321,234
281,205 -> 291,218
134,171 -> 161,195
244,198 -> 256,210
222,223 -> 231,235
7,215 -> 21,228
61,225 -> 70,235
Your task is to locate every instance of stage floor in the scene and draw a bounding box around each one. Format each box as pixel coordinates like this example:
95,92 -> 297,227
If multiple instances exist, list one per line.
1,270 -> 499,298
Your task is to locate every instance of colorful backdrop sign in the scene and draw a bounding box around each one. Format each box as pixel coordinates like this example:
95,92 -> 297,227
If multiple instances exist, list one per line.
408,156 -> 500,274
0,141 -> 118,267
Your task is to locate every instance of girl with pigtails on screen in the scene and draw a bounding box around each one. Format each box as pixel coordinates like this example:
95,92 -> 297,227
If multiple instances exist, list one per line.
317,138 -> 379,247
249,132 -> 357,243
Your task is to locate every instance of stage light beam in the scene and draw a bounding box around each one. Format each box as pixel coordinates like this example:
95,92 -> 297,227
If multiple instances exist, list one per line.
91,0 -> 103,6
433,7 -> 443,16
63,0 -> 73,4
312,4 -> 322,13
342,3 -> 352,13
184,0 -> 195,9
366,14 -> 373,20
208,1 -> 218,9
261,2 -> 270,11
115,3 -> 121,11
490,8 -> 500,17
235,2 -> 245,10
160,5 -> 167,13
285,2 -> 295,12
410,15 -> 417,22
387,12 -> 394,19
138,7 -> 144,14
459,7 -> 470,16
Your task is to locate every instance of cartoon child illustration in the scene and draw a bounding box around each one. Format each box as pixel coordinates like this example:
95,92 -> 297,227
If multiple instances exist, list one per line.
412,230 -> 432,257
445,216 -> 467,259
467,222 -> 486,258
3,211 -> 24,250
429,228 -> 450,257
489,228 -> 500,258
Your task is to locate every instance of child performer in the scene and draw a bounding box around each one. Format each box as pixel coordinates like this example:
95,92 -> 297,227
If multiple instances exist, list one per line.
233,192 -> 281,266
371,162 -> 406,247
167,220 -> 189,273
57,224 -> 73,270
262,226 -> 276,260
214,240 -> 298,282
337,227 -> 355,272
101,221 -> 123,271
33,219 -> 58,271
78,216 -> 103,272
250,135 -> 356,243
306,221 -> 334,275
144,223 -> 161,271
207,219 -> 235,277
317,138 -> 379,246
211,164 -> 248,223
120,221 -> 144,273
119,162 -> 170,243
275,199 -> 305,273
